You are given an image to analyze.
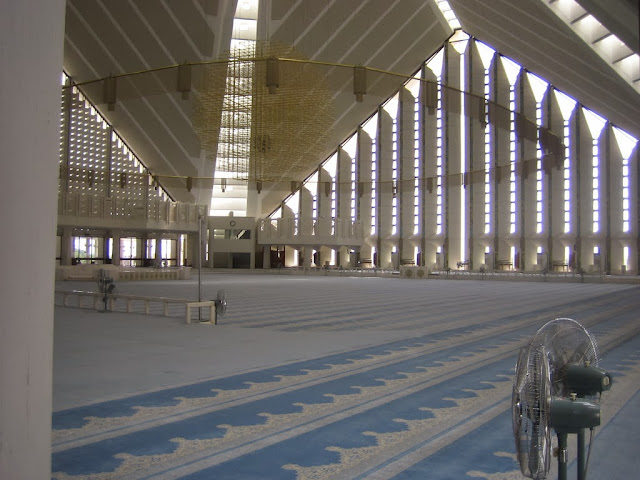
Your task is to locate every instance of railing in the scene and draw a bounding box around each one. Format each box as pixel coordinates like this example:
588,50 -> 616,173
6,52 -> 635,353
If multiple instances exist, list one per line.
54,289 -> 217,324
58,192 -> 206,230
257,217 -> 363,246
55,265 -> 191,281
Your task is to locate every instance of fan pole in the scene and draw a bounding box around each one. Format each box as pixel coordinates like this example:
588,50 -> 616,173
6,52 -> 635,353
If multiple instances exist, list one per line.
557,432 -> 568,480
198,214 -> 203,322
577,429 -> 586,480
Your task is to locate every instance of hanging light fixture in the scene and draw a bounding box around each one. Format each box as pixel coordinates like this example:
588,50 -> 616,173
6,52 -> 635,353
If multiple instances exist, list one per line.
103,75 -> 117,111
353,66 -> 367,102
266,57 -> 279,94
177,63 -> 192,100
422,80 -> 437,115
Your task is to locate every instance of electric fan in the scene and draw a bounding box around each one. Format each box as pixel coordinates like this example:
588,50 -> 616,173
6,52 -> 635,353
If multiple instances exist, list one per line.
211,289 -> 227,324
96,269 -> 116,312
512,318 -> 612,480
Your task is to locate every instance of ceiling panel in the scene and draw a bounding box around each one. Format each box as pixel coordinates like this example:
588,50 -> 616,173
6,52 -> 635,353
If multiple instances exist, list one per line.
63,0 -> 639,214
450,0 -> 640,139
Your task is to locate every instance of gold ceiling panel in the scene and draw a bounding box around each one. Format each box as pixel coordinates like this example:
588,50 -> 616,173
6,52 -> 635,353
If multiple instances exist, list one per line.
193,42 -> 335,183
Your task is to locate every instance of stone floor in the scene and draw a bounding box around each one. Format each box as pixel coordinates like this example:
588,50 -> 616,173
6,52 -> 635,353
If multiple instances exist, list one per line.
52,273 -> 640,479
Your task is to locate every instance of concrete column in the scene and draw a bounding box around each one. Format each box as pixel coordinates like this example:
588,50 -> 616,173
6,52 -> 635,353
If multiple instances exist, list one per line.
608,127 -> 627,273
549,94 -> 568,268
378,107 -> 394,268
111,232 -> 121,266
338,144 -> 352,222
299,188 -> 313,236
263,246 -> 271,269
176,234 -> 183,266
301,247 -> 313,267
318,167 -> 333,226
0,1 -> 65,478
103,233 -> 110,264
538,88 -> 552,271
358,126 -> 373,247
155,235 -> 162,266
399,86 -> 418,265
468,41 -> 488,269
521,74 -> 544,270
60,226 -> 73,265
494,57 -> 512,267
422,67 -> 439,268
444,44 -> 464,268
186,233 -> 198,267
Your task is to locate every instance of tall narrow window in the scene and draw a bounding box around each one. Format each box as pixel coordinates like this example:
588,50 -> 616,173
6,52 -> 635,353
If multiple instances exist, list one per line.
583,108 -> 606,233
323,153 -> 338,234
392,116 -> 398,235
612,126 -> 638,233
527,73 -> 548,234
405,78 -> 421,235
477,42 -> 495,235
450,33 -> 469,261
285,191 -> 300,235
363,114 -> 378,235
554,90 -> 576,234
414,94 -> 420,234
304,171 -> 319,221
501,56 -> 521,235
427,51 -> 444,235
384,95 -> 400,236
351,155 -> 357,222
210,0 -> 259,216
342,135 -> 358,223
436,82 -> 443,235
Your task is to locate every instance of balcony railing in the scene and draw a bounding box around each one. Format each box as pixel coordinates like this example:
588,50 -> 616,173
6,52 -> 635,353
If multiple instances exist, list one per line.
258,217 -> 363,246
58,192 -> 206,231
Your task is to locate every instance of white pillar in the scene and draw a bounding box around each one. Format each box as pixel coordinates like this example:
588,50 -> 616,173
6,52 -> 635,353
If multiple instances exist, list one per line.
0,1 -> 65,478
469,41 -> 488,269
444,44 -> 464,268
399,87 -> 417,265
422,68 -> 440,268
378,108 -> 394,268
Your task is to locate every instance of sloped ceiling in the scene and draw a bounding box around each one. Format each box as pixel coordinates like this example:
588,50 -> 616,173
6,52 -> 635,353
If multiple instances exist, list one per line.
63,0 -> 640,216
449,0 -> 640,140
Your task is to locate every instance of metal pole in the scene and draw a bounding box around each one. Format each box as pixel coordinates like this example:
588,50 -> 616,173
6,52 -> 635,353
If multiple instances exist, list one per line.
577,429 -> 586,480
198,215 -> 202,322
557,432 -> 568,480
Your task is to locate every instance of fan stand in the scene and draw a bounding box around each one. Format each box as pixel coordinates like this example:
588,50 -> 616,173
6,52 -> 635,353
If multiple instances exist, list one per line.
551,393 -> 601,480
555,429 -> 587,480
556,431 -> 568,480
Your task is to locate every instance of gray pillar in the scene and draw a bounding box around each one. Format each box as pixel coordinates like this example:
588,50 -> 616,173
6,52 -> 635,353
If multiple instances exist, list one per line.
263,245 -> 271,268
60,226 -> 73,265
0,1 -> 65,478
186,233 -> 198,267
176,234 -> 183,266
111,232 -> 121,266
155,235 -> 162,266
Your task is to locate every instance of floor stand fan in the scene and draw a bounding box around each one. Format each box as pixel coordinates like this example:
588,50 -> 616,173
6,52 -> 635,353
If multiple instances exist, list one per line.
512,318 -> 612,480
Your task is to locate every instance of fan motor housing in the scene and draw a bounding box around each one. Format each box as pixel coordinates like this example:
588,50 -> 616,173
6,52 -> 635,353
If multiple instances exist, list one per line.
565,364 -> 612,396
550,398 -> 600,433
